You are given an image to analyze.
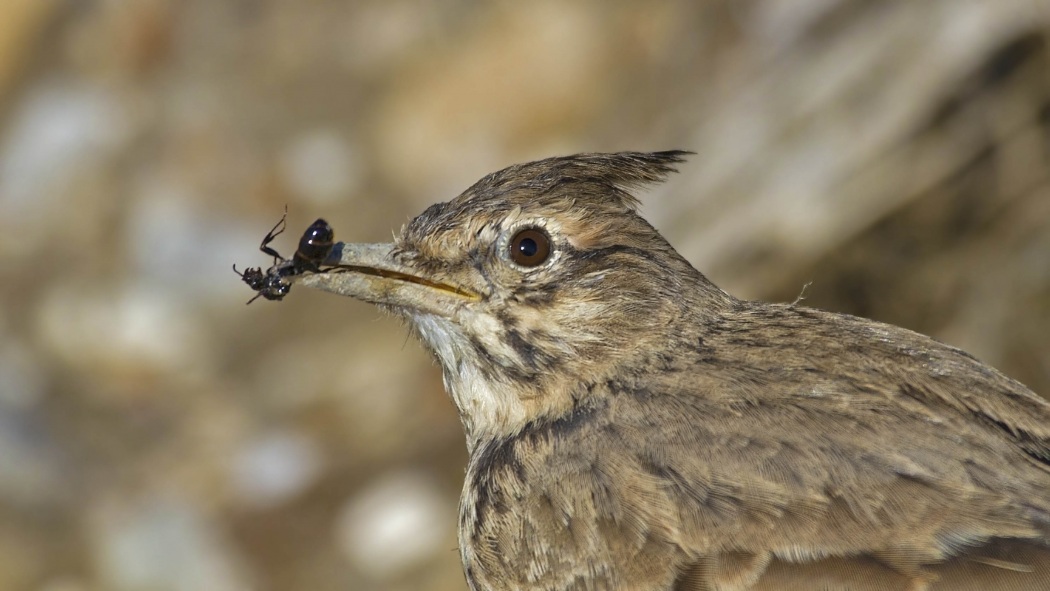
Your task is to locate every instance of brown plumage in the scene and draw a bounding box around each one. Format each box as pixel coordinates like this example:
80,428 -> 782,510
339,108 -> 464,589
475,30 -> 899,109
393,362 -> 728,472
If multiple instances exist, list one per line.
290,152 -> 1050,590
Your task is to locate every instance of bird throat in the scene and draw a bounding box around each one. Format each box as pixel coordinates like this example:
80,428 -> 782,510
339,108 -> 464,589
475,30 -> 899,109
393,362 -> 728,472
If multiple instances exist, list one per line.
408,312 -> 535,449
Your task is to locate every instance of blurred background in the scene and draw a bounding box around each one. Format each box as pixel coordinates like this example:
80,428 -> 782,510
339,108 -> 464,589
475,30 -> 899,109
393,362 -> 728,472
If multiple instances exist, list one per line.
0,0 -> 1047,590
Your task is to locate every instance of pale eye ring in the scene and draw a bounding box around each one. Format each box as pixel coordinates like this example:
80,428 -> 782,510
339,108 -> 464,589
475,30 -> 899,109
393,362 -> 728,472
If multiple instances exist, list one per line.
508,228 -> 551,267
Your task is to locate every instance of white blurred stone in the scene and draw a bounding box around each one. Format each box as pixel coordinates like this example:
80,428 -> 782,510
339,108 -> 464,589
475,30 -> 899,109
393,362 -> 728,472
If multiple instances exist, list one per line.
335,470 -> 449,579
92,496 -> 251,591
230,430 -> 323,509
280,130 -> 360,205
126,184 -> 266,299
0,81 -> 129,218
35,284 -> 210,376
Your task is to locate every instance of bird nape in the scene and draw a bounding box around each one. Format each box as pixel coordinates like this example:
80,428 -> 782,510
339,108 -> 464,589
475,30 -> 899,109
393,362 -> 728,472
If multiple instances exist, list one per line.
263,152 -> 1050,591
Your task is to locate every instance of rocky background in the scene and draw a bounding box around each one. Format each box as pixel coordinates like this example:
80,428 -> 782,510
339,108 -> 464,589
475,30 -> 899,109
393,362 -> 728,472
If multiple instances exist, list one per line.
0,1 -> 1047,590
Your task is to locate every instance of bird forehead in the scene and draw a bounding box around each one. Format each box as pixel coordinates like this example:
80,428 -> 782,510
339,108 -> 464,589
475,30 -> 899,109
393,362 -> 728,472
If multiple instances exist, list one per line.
400,210 -> 502,262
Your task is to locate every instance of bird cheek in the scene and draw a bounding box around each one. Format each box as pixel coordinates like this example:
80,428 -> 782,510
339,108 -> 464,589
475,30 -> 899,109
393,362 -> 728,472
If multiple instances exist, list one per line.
482,265 -> 533,295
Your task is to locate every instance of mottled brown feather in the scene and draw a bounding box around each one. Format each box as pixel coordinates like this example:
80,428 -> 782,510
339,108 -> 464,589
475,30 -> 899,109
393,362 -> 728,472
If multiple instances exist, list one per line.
301,152 -> 1050,590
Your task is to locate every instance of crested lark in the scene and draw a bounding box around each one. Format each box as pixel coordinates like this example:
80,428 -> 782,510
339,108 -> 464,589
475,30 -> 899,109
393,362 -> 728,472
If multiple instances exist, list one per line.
272,152 -> 1049,590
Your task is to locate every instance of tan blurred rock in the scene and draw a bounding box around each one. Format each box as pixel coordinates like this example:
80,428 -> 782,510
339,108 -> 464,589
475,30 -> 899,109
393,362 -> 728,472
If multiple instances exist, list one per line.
0,0 -> 58,97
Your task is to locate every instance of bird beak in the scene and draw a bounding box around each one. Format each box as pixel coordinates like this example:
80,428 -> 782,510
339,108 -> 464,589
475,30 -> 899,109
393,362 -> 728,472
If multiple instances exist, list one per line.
293,242 -> 481,317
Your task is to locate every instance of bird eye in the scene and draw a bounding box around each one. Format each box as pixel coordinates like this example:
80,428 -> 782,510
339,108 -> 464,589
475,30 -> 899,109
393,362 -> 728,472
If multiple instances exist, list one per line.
508,228 -> 551,267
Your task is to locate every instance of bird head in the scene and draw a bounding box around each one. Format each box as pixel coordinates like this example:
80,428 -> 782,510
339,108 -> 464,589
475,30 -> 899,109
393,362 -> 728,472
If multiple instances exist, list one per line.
298,152 -> 733,446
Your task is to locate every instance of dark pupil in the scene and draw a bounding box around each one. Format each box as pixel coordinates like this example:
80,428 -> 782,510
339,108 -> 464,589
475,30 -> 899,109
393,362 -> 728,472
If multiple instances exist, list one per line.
509,228 -> 550,267
518,238 -> 538,258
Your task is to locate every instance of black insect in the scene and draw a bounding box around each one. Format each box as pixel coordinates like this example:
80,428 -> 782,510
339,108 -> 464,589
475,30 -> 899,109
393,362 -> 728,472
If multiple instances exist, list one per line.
293,217 -> 335,272
234,211 -> 336,304
234,264 -> 292,304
